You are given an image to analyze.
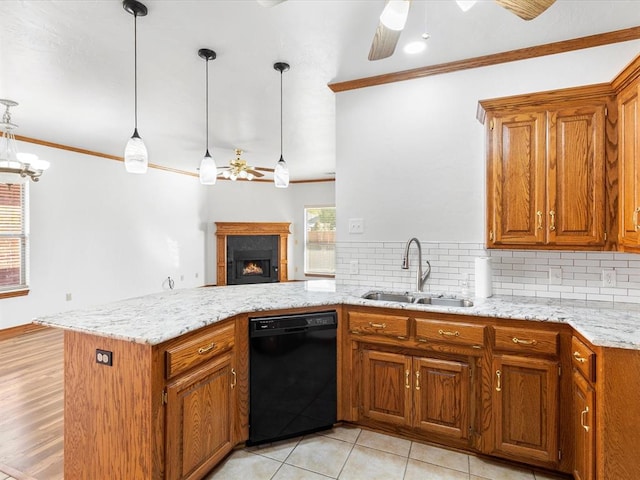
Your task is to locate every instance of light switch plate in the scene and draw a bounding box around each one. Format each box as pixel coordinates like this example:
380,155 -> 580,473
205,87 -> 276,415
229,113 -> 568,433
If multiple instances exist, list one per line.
348,218 -> 364,234
349,260 -> 359,274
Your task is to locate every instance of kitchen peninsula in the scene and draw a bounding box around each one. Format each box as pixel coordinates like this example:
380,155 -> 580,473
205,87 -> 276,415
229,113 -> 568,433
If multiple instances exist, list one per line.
36,281 -> 640,480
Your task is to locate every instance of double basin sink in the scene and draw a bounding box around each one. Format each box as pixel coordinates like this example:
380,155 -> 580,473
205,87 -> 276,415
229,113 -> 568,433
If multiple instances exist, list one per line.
362,291 -> 474,308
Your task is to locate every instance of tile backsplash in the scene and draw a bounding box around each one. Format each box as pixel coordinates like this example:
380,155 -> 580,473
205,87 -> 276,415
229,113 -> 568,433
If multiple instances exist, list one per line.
336,241 -> 640,304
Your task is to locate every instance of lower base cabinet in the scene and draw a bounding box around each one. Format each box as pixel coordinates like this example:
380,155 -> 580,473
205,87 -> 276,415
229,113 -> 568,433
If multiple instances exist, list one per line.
360,348 -> 474,445
572,369 -> 595,480
491,354 -> 559,466
165,352 -> 236,480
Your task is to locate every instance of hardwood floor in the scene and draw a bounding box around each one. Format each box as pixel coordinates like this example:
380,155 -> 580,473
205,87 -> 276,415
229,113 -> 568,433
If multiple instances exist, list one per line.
0,328 -> 63,480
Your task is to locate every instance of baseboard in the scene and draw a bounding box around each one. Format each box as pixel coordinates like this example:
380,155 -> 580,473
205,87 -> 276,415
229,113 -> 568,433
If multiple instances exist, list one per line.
0,323 -> 48,342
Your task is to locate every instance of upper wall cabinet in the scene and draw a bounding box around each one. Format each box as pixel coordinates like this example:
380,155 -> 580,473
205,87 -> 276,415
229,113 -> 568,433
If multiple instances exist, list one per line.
479,86 -> 616,250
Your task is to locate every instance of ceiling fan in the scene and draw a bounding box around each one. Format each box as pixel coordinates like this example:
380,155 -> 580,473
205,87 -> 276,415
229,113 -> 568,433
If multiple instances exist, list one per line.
257,0 -> 556,61
369,0 -> 556,61
219,149 -> 266,181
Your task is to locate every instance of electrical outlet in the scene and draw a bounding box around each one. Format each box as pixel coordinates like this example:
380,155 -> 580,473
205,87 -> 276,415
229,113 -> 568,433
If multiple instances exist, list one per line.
348,218 -> 364,234
349,260 -> 359,274
602,269 -> 617,287
96,349 -> 113,366
549,267 -> 562,285
65,293 -> 72,301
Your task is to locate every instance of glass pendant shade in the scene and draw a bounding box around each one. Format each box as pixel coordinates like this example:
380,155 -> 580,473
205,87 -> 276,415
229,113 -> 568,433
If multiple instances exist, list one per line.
199,150 -> 217,185
124,128 -> 148,174
274,155 -> 289,189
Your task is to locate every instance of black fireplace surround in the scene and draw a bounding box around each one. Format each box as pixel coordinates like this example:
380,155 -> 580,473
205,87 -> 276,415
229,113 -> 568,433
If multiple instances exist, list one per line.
226,235 -> 279,285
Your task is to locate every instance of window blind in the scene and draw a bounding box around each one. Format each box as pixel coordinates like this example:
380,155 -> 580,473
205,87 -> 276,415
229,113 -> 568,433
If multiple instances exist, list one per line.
0,183 -> 28,292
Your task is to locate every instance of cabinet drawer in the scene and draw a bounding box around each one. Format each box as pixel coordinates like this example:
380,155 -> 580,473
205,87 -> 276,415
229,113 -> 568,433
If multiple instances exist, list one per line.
348,312 -> 410,340
493,326 -> 558,356
415,319 -> 485,348
572,336 -> 596,382
165,322 -> 235,379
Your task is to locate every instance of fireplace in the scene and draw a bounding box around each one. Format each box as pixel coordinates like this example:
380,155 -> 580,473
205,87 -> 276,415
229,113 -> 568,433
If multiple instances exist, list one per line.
215,222 -> 290,286
227,238 -> 279,285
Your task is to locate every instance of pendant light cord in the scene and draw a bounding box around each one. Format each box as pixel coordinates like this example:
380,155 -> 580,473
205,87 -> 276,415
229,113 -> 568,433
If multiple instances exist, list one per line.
133,11 -> 138,130
205,57 -> 209,152
279,69 -> 283,157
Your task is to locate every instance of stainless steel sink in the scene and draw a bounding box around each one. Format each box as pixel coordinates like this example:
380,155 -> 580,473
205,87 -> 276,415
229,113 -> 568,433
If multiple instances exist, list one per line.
361,291 -> 473,307
362,292 -> 415,303
414,297 -> 474,307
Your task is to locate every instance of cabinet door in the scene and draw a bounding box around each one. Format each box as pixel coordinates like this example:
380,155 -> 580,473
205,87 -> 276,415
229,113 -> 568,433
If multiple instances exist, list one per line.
492,355 -> 559,465
573,370 -> 595,480
413,357 -> 470,442
165,352 -> 235,480
547,105 -> 606,246
361,350 -> 411,426
489,112 -> 546,246
618,84 -> 640,248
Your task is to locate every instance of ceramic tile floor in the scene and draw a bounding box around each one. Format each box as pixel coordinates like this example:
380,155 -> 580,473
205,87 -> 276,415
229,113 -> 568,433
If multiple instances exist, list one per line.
205,426 -> 569,480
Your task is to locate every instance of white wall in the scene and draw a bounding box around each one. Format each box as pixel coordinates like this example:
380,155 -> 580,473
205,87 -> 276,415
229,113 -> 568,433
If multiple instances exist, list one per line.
1,140 -> 208,329
336,42 -> 640,243
204,179 -> 335,284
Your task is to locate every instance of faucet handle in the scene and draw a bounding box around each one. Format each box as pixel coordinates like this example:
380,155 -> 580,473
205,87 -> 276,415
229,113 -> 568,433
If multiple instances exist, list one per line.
402,256 -> 409,269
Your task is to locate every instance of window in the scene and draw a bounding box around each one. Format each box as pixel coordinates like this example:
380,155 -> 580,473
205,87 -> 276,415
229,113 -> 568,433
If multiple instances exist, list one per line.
304,206 -> 336,276
0,183 -> 29,297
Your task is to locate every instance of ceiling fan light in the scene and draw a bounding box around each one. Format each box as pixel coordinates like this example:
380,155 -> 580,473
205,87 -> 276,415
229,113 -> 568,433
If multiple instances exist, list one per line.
247,173 -> 255,181
124,130 -> 148,174
274,156 -> 289,189
455,0 -> 477,12
199,151 -> 217,185
380,0 -> 410,31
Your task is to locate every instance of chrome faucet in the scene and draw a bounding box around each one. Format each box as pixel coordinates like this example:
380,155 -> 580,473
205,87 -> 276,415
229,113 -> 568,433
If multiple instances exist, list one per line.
401,237 -> 431,292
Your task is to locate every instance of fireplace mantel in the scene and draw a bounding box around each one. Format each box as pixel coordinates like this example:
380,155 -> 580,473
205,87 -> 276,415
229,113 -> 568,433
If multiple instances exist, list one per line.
215,222 -> 290,286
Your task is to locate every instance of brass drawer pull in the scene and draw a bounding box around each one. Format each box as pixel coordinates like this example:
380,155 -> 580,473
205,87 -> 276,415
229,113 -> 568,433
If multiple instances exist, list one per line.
549,210 -> 556,231
231,368 -> 237,389
368,322 -> 387,329
417,338 -> 428,343
634,207 -> 640,232
438,329 -> 460,337
512,337 -> 538,346
198,342 -> 216,355
573,351 -> 587,363
415,371 -> 421,391
496,370 -> 502,392
405,369 -> 410,389
536,210 -> 543,230
581,406 -> 590,432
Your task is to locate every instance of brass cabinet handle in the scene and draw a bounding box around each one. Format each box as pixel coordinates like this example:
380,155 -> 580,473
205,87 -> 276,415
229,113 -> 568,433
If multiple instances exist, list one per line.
438,329 -> 460,337
231,368 -> 237,389
536,211 -> 543,230
581,406 -> 590,432
573,351 -> 587,364
198,342 -> 216,355
415,371 -> 421,391
368,322 -> 387,329
496,370 -> 502,392
512,337 -> 538,346
549,210 -> 556,231
634,207 -> 640,232
405,369 -> 410,389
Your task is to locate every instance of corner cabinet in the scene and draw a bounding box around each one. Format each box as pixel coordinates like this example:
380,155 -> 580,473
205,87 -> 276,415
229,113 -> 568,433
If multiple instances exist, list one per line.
480,86 -> 615,250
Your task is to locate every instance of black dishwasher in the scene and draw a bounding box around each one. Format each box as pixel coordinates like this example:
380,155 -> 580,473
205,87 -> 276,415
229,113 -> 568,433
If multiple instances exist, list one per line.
248,310 -> 337,445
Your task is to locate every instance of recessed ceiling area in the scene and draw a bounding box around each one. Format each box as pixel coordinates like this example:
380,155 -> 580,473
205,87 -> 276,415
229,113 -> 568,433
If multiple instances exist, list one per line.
1,0 -> 640,181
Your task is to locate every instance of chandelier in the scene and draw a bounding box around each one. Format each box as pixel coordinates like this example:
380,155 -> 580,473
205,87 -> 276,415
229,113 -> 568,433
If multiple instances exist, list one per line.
0,99 -> 50,182
220,149 -> 264,181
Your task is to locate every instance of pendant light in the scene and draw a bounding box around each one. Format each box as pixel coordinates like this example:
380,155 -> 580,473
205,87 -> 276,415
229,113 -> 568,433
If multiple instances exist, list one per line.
123,0 -> 148,174
273,62 -> 290,189
198,48 -> 218,185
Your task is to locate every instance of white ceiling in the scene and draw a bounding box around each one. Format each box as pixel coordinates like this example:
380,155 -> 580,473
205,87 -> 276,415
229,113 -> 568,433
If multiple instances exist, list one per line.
2,0 -> 640,181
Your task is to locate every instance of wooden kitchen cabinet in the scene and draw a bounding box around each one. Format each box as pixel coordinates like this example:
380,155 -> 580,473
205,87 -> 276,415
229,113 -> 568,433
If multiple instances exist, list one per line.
164,322 -> 238,480
481,87 -> 613,249
571,336 -> 597,480
491,326 -> 560,467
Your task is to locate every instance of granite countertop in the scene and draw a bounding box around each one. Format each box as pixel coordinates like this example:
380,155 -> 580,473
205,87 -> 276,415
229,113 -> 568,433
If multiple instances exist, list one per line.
34,280 -> 640,350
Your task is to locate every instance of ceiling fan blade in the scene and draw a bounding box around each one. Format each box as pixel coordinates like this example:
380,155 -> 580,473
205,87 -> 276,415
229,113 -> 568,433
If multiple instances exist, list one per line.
368,0 -> 412,61
247,169 -> 265,178
368,22 -> 402,61
495,0 -> 555,20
